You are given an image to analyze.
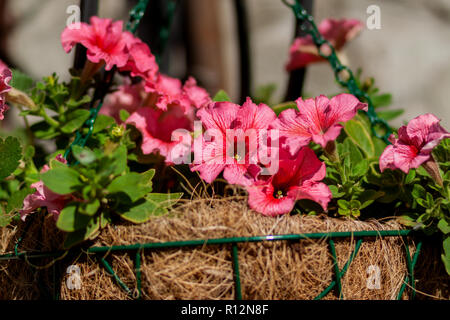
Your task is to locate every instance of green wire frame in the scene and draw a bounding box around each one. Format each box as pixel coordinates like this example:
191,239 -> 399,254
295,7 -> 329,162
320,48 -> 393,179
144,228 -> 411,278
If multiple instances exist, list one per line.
0,230 -> 422,300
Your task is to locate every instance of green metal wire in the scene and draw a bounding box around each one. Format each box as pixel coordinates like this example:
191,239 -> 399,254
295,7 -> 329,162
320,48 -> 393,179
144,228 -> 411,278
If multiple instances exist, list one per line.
314,238 -> 363,300
397,240 -> 423,300
135,250 -> 142,299
231,244 -> 242,300
282,0 -> 392,143
127,0 -> 150,34
329,239 -> 342,299
64,0 -> 153,161
100,257 -> 132,295
86,230 -> 412,253
0,230 -> 420,300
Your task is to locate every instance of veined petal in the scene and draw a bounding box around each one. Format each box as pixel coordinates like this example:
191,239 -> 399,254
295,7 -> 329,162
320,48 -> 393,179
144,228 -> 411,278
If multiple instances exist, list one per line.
247,183 -> 296,217
197,101 -> 240,132
237,97 -> 277,131
379,144 -> 396,172
288,181 -> 332,211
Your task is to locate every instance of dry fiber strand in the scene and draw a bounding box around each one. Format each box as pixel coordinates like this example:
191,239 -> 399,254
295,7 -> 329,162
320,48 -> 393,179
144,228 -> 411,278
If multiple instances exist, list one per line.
0,197 -> 448,300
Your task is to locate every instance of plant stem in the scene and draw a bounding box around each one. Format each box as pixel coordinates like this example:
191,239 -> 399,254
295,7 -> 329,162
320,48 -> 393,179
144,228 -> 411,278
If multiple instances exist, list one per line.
40,109 -> 60,127
17,105 -> 34,144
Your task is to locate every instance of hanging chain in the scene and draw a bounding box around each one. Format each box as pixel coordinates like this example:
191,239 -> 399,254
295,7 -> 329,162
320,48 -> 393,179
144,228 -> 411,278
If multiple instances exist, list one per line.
282,0 -> 392,144
64,0 -> 153,161
127,0 -> 151,34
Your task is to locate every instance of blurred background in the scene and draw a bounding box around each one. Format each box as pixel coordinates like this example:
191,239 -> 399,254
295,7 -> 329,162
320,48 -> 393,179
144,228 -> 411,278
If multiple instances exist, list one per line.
0,0 -> 449,127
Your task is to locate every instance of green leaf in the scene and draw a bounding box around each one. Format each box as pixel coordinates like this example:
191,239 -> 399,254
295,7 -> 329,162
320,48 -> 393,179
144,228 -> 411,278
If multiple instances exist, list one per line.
349,200 -> 361,209
63,218 -> 100,249
343,138 -> 363,164
417,213 -> 431,223
338,199 -> 349,210
83,199 -> 100,216
109,145 -> 128,176
416,166 -> 430,177
41,167 -> 81,195
353,159 -> 370,178
405,170 -> 416,184
30,121 -> 59,140
93,114 -> 115,134
213,90 -> 231,102
119,200 -> 158,223
371,93 -> 392,108
416,198 -> 429,208
438,219 -> 450,235
57,203 -> 93,232
373,136 -> 388,158
141,169 -> 155,192
120,193 -> 182,223
397,215 -> 419,227
253,83 -> 277,105
344,120 -> 375,158
377,109 -> 404,122
412,184 -> 426,200
146,193 -> 183,208
120,109 -> 131,122
107,172 -> 153,203
0,137 -> 22,180
442,236 -> 450,275
9,69 -> 34,92
271,102 -> 297,116
360,200 -> 374,210
6,187 -> 32,214
50,158 -> 68,169
61,109 -> 90,134
66,95 -> 91,108
72,145 -> 97,165
359,190 -> 384,205
329,185 -> 345,198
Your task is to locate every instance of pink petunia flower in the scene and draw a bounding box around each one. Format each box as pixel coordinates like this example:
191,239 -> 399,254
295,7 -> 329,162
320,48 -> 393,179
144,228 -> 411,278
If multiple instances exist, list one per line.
126,105 -> 194,164
100,82 -> 145,123
143,74 -> 210,114
0,61 -> 11,120
272,94 -> 367,154
20,155 -> 74,221
246,147 -> 332,217
191,98 -> 277,186
61,17 -> 131,70
120,33 -> 159,81
183,77 -> 212,110
379,114 -> 450,174
286,18 -> 363,71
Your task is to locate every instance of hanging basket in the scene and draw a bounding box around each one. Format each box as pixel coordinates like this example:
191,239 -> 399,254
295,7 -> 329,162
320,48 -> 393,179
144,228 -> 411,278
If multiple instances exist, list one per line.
0,198 -> 448,300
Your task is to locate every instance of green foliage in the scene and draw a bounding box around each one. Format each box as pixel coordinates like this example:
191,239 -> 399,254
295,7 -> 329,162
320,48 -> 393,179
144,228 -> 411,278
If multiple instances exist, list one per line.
0,137 -> 22,180
213,90 -> 232,102
271,101 -> 297,116
41,166 -> 82,195
119,193 -> 183,223
38,142 -> 181,249
23,74 -> 93,143
344,119 -> 375,158
385,139 -> 450,274
9,69 -> 34,92
252,83 -> 277,106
